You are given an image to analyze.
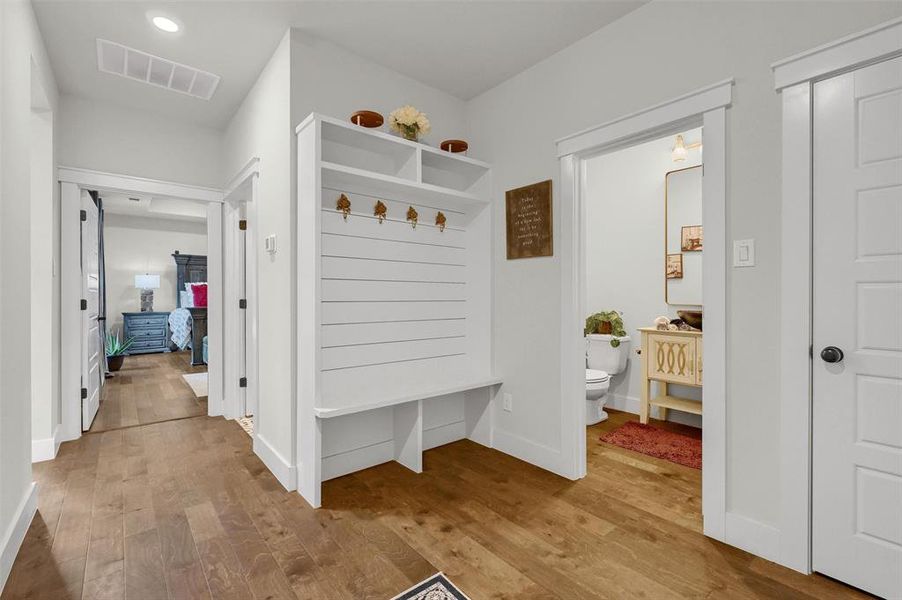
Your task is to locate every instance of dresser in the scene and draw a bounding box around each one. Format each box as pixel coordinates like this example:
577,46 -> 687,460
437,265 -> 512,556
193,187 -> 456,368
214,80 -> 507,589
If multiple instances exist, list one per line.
638,327 -> 702,424
123,312 -> 171,355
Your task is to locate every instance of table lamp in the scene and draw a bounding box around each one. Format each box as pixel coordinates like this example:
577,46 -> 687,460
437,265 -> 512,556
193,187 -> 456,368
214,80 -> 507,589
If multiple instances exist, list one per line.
135,274 -> 160,312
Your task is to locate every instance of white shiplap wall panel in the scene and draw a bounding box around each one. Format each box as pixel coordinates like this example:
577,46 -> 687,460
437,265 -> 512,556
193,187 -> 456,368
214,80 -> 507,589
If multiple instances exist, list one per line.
321,355 -> 470,409
322,319 -> 466,347
321,300 -> 466,324
321,256 -> 466,283
321,210 -> 466,247
322,233 -> 465,265
321,279 -> 466,302
321,337 -> 467,371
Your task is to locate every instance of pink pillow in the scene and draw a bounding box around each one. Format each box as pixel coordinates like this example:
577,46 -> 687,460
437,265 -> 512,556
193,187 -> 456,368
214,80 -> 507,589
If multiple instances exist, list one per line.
190,283 -> 208,307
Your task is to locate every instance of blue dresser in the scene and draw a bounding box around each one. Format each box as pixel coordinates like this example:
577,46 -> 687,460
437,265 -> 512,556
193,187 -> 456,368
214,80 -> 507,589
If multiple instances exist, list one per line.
122,312 -> 171,355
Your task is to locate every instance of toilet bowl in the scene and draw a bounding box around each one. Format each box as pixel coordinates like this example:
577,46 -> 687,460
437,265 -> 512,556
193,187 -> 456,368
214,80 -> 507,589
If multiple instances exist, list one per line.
586,369 -> 611,425
585,334 -> 631,426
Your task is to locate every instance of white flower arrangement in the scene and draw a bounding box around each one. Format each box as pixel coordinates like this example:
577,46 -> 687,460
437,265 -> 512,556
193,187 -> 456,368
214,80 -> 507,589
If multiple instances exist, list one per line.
388,105 -> 431,140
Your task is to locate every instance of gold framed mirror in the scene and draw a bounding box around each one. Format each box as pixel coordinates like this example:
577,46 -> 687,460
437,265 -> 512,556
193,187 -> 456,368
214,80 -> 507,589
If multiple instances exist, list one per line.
665,165 -> 703,305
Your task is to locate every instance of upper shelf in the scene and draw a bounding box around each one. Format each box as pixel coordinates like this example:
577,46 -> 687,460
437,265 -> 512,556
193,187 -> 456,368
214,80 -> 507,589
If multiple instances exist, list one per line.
297,113 -> 491,209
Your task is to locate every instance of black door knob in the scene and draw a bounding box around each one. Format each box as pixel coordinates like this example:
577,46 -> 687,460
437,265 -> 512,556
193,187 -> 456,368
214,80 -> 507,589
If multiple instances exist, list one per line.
820,346 -> 844,363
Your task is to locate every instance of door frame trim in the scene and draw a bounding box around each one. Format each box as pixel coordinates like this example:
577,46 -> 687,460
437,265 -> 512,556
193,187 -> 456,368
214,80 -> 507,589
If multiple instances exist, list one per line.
556,79 -> 731,543
58,167 -> 225,442
774,16 -> 902,574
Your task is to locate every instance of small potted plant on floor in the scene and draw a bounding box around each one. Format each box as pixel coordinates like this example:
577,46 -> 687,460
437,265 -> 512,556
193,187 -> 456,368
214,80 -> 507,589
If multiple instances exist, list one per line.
585,310 -> 627,347
106,330 -> 134,372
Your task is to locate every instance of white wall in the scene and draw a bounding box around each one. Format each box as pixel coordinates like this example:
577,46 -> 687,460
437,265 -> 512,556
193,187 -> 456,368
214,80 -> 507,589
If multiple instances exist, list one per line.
0,0 -> 58,591
222,31 -> 294,481
58,94 -> 223,188
464,1 -> 902,529
585,129 -> 702,425
103,214 -> 207,333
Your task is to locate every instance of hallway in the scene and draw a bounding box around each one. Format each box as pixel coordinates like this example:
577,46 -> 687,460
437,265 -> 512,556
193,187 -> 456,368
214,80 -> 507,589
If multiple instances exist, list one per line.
2,411 -> 864,599
89,352 -> 207,434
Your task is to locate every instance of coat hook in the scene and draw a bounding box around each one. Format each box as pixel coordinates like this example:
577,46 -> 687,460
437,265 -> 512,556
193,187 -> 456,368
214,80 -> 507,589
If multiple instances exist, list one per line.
435,211 -> 446,232
374,200 -> 387,224
406,206 -> 418,229
336,194 -> 351,220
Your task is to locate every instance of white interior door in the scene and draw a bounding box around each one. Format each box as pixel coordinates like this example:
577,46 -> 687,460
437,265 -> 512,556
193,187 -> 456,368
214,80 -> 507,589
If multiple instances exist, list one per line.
813,55 -> 902,599
239,207 -> 251,416
81,191 -> 101,430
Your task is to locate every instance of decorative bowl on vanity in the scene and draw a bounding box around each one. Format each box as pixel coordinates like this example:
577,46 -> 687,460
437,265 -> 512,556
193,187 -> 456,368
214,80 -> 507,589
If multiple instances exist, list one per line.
678,310 -> 703,330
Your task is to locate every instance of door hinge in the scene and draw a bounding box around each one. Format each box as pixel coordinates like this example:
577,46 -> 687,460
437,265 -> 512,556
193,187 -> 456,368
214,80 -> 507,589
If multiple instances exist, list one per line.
80,298 -> 88,311
80,209 -> 87,222
239,219 -> 247,231
81,387 -> 87,400
238,299 -> 247,309
239,377 -> 247,388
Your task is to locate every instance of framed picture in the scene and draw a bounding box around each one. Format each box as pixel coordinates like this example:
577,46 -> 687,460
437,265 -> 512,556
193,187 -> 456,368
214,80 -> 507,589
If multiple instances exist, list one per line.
666,253 -> 684,279
505,180 -> 553,259
681,225 -> 703,251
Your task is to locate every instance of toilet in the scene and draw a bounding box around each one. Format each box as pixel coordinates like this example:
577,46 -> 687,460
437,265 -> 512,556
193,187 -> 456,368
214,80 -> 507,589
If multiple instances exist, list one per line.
585,334 -> 631,425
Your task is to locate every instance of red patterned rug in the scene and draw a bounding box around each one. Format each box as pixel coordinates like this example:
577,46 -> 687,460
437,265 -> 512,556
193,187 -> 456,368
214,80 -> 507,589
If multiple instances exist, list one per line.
600,421 -> 702,469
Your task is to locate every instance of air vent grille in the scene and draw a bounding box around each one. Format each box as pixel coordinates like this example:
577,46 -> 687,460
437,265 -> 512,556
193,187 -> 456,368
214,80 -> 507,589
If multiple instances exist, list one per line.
96,39 -> 220,101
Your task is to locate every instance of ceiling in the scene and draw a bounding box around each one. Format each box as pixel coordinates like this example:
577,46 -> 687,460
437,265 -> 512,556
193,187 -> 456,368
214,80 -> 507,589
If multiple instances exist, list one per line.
102,192 -> 208,223
33,1 -> 646,129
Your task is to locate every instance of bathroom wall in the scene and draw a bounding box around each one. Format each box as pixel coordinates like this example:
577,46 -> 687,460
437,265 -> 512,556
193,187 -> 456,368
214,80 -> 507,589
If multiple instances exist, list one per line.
585,129 -> 702,426
103,214 -> 208,334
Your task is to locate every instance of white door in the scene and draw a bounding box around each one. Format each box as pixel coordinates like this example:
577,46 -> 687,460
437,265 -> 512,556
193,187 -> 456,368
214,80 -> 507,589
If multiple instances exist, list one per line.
81,191 -> 101,430
240,210 -> 254,416
813,55 -> 902,599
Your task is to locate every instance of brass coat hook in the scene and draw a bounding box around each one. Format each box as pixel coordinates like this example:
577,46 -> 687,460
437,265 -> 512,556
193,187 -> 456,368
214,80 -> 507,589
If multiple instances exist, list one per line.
435,211 -> 446,232
374,200 -> 387,224
407,206 -> 418,229
336,194 -> 351,220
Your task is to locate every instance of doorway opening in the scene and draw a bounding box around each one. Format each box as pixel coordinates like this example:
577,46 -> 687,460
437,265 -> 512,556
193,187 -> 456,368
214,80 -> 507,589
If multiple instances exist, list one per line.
557,79 -> 730,542
77,188 -> 215,433
581,128 -> 705,529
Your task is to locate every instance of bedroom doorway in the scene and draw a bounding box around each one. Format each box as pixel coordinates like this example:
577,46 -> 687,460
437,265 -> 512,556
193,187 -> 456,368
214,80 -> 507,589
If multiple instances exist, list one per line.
59,169 -> 226,441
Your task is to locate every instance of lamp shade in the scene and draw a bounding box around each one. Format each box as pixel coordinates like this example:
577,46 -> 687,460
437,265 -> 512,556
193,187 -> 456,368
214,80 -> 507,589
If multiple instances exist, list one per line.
134,274 -> 160,289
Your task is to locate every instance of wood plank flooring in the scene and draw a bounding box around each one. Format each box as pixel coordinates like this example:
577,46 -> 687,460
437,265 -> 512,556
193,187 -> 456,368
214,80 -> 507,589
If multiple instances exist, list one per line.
3,410 -> 866,599
89,352 -> 207,433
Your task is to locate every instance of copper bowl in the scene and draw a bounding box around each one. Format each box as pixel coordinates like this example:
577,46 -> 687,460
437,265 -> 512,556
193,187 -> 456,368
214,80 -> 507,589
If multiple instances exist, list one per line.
349,110 -> 384,128
678,310 -> 703,330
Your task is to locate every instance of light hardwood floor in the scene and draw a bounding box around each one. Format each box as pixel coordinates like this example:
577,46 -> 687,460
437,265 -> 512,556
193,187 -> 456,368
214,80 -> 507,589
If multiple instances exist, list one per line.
89,352 -> 207,433
2,411 -> 866,599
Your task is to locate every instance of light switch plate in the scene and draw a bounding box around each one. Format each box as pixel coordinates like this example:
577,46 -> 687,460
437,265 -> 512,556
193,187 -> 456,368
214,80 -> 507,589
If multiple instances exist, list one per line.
503,392 -> 513,412
733,239 -> 755,267
265,234 -> 277,255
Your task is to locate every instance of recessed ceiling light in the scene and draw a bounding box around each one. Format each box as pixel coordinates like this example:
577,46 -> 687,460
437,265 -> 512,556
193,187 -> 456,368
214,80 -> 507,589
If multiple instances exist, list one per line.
152,16 -> 179,33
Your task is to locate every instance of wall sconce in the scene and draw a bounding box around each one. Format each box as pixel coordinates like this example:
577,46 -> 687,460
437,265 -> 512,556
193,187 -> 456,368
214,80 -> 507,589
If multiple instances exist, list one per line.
672,134 -> 702,162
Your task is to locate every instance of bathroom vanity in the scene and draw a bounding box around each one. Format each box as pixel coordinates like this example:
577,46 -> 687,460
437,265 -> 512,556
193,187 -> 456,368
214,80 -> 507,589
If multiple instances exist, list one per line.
638,327 -> 702,423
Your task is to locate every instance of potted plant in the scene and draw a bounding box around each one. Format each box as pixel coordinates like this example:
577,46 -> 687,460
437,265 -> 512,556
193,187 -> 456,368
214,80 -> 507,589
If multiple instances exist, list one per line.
388,105 -> 431,142
585,310 -> 627,347
106,330 -> 134,372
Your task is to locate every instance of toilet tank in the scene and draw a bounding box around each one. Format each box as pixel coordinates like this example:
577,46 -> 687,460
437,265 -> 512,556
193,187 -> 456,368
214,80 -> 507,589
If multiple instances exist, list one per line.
586,334 -> 631,375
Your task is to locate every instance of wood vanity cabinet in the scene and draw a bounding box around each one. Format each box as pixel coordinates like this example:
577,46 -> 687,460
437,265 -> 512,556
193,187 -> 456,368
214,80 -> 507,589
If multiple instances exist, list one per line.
638,327 -> 703,424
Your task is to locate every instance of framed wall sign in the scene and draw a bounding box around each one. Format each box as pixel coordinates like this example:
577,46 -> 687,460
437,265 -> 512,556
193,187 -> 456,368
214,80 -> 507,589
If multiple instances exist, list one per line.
506,179 -> 553,259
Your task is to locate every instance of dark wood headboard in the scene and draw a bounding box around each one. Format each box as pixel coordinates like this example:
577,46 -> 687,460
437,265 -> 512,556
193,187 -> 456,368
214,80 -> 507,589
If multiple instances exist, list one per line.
172,252 -> 207,308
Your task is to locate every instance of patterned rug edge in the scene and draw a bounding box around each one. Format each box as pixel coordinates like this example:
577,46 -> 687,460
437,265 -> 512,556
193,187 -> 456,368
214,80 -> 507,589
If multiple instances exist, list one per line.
392,573 -> 470,600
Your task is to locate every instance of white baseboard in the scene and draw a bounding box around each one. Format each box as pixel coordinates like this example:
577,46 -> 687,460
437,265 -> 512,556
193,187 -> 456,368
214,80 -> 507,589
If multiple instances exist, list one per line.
423,420 -> 466,451
492,427 -> 574,479
253,433 -> 297,491
725,511 -> 781,564
31,425 -> 62,463
607,393 -> 702,428
322,440 -> 394,482
0,482 -> 37,595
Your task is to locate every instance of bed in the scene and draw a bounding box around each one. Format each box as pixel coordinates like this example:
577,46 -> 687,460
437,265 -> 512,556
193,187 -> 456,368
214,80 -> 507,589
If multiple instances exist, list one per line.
172,252 -> 208,366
